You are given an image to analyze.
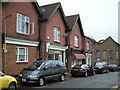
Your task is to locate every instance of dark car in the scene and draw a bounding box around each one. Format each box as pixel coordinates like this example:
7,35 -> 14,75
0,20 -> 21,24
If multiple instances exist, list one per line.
19,60 -> 67,86
71,64 -> 95,77
108,64 -> 119,72
118,65 -> 120,71
94,61 -> 109,74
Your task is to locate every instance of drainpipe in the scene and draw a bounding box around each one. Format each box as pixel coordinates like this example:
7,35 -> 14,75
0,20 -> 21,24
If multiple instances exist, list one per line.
38,20 -> 41,59
3,14 -> 12,74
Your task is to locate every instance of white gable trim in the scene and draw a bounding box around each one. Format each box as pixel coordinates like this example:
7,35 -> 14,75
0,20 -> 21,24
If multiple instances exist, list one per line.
6,37 -> 39,47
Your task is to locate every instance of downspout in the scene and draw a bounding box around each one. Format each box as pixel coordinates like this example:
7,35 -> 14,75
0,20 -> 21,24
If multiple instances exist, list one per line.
38,20 -> 41,59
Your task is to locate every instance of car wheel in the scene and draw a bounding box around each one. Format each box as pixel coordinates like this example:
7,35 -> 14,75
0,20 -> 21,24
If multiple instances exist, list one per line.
101,70 -> 104,74
84,72 -> 88,77
60,74 -> 65,82
8,82 -> 16,90
38,77 -> 44,86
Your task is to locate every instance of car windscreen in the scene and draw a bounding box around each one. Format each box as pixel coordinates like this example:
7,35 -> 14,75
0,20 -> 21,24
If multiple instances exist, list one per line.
73,64 -> 86,69
25,61 -> 43,70
95,62 -> 103,66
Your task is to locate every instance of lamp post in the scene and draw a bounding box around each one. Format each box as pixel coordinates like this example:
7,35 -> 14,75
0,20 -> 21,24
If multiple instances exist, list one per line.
3,14 -> 12,74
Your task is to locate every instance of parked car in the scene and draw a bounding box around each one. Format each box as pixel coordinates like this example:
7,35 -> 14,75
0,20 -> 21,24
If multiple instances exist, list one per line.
71,64 -> 95,77
0,71 -> 17,90
108,64 -> 119,72
118,65 -> 120,71
19,60 -> 67,86
94,61 -> 109,74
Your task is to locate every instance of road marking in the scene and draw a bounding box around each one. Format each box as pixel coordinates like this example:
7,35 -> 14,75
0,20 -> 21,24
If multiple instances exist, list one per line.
111,82 -> 120,90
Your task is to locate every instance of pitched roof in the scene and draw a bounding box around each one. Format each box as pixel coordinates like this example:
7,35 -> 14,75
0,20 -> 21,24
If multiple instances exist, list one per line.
65,14 -> 84,36
98,36 -> 120,45
39,2 -> 69,29
85,36 -> 97,43
33,1 -> 43,17
40,2 -> 60,20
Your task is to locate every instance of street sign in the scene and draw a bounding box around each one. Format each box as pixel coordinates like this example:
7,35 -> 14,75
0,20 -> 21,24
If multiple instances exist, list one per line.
3,43 -> 7,49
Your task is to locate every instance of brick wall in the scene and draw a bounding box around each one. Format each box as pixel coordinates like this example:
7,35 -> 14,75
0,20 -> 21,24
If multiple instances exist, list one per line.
40,9 -> 66,59
2,2 -> 39,41
69,22 -> 83,50
6,45 -> 38,75
2,2 -> 40,75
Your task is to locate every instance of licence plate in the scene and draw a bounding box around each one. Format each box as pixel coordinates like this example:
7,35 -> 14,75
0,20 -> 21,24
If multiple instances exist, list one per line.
22,78 -> 26,82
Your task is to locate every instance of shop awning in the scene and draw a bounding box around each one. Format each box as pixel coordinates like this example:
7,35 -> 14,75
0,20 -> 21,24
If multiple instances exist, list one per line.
72,54 -> 86,60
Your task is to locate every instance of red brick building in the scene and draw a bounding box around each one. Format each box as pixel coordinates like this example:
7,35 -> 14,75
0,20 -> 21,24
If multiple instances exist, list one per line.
65,14 -> 85,71
85,36 -> 120,65
2,2 -> 41,75
85,36 -> 97,66
39,2 -> 68,64
95,37 -> 119,65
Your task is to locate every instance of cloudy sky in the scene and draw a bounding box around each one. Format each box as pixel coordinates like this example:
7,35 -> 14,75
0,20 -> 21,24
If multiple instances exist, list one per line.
38,0 -> 119,43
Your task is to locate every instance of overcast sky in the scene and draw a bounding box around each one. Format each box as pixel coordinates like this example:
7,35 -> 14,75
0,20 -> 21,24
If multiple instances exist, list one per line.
38,0 -> 119,43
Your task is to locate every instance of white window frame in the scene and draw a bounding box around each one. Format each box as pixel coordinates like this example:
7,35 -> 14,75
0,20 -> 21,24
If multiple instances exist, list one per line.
30,22 -> 34,34
54,27 -> 60,42
16,13 -> 30,35
74,35 -> 79,47
16,47 -> 28,63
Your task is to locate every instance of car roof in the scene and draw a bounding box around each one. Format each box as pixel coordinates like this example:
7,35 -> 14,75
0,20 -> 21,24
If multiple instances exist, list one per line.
35,60 -> 63,63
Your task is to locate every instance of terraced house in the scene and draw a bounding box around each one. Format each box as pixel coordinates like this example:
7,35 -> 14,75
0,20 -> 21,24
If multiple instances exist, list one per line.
1,1 -> 87,75
2,1 -> 41,75
39,2 -> 69,64
65,14 -> 85,71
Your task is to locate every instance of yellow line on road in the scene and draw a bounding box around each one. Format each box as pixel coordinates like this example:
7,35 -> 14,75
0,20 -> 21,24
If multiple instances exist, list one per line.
111,82 -> 120,90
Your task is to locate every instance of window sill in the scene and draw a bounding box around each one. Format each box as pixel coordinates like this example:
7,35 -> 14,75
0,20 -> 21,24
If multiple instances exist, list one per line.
16,32 -> 30,36
54,41 -> 61,44
16,61 -> 28,64
74,46 -> 79,48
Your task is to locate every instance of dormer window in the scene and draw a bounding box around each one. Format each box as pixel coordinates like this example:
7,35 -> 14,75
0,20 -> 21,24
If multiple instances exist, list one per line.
16,13 -> 30,35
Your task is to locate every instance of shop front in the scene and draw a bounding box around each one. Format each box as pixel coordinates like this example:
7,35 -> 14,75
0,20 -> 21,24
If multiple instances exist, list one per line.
71,54 -> 86,67
47,43 -> 67,64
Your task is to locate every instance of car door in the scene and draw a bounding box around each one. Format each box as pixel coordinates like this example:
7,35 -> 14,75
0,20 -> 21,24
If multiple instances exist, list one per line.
43,62 -> 54,80
51,61 -> 61,78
